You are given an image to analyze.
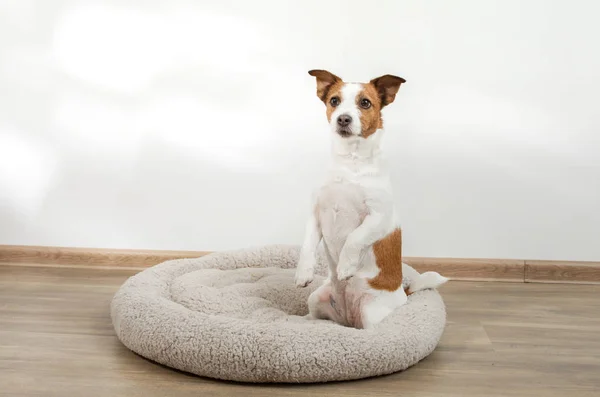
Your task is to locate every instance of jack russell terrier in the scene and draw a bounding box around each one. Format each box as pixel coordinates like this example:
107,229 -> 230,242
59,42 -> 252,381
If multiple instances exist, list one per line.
295,69 -> 448,329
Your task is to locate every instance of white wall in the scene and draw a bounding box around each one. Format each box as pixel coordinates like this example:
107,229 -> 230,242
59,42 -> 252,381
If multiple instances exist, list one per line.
1,0 -> 599,260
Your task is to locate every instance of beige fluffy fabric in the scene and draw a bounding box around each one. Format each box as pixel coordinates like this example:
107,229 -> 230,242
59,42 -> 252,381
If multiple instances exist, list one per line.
110,245 -> 446,383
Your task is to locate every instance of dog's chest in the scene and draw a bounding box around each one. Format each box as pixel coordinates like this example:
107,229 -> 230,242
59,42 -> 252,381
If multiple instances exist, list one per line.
314,180 -> 367,258
317,181 -> 366,214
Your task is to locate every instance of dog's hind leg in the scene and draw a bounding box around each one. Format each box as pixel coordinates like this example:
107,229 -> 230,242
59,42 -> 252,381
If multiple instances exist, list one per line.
359,288 -> 408,329
305,281 -> 334,320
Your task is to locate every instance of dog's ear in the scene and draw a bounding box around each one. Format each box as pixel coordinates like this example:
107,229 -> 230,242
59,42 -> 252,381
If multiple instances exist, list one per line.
308,69 -> 342,103
369,74 -> 406,107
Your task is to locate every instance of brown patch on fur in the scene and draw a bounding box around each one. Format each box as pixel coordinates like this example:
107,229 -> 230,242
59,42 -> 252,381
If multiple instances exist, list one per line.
357,83 -> 384,138
308,70 -> 341,102
307,70 -> 345,123
368,228 -> 403,291
325,81 -> 344,123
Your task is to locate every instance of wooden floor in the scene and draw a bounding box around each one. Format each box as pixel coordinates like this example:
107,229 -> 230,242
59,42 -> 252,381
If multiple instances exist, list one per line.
1,264 -> 599,397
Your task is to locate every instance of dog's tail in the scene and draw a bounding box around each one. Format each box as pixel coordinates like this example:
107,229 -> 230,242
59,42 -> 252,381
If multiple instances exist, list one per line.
405,271 -> 449,295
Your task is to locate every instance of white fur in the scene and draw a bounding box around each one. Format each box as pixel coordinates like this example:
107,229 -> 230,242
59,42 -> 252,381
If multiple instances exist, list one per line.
329,83 -> 363,136
295,82 -> 448,329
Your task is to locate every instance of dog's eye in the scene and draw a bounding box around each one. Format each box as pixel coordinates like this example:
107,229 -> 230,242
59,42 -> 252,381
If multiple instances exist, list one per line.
360,98 -> 372,109
330,96 -> 340,107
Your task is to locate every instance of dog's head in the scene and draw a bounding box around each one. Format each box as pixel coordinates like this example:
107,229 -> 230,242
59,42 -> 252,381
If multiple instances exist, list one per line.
308,70 -> 405,139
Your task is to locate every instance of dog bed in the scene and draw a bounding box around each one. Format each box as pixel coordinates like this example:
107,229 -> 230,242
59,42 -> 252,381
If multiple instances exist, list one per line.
110,245 -> 446,383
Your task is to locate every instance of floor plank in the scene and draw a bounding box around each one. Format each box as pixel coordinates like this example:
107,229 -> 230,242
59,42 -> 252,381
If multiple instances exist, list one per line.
0,264 -> 599,396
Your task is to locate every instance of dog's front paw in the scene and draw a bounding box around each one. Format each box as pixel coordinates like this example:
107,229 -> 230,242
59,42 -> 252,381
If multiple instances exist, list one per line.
295,265 -> 314,287
336,263 -> 358,281
337,246 -> 361,281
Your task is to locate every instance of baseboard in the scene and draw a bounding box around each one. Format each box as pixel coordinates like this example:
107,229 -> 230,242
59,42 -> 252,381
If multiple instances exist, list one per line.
0,244 -> 209,269
405,257 -> 525,282
1,244 -> 599,284
524,260 -> 600,284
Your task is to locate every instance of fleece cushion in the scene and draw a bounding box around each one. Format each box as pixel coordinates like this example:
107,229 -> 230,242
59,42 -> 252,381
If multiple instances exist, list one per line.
110,245 -> 446,383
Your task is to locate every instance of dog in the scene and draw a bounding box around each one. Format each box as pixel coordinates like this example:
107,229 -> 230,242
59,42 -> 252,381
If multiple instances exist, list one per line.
294,69 -> 448,329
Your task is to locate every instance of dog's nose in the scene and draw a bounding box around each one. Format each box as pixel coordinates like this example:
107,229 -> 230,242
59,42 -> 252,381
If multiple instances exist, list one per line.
337,114 -> 352,127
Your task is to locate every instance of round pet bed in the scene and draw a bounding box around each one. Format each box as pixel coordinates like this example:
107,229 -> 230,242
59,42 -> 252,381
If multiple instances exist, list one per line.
110,245 -> 446,383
